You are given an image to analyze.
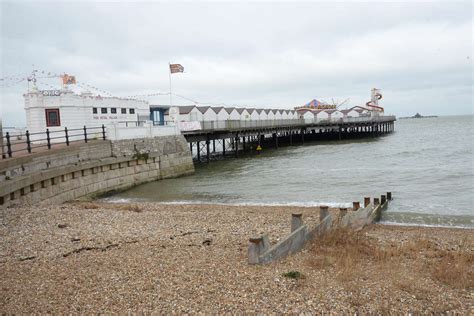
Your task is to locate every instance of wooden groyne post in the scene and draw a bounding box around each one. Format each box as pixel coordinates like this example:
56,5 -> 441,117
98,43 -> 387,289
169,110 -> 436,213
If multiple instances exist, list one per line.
248,192 -> 393,265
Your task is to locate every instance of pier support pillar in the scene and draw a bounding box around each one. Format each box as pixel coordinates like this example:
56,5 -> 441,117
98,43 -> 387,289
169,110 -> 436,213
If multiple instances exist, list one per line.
197,141 -> 201,162
364,197 -> 371,208
206,138 -> 210,163
212,139 -> 216,152
222,139 -> 226,156
387,192 -> 392,200
235,135 -> 239,157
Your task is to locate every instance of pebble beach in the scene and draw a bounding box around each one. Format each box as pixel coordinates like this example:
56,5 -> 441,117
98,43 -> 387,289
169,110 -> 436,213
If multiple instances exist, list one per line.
0,202 -> 472,313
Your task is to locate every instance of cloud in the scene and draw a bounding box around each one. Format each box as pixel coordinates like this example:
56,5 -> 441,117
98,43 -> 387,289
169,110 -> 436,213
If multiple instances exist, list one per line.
1,1 -> 472,126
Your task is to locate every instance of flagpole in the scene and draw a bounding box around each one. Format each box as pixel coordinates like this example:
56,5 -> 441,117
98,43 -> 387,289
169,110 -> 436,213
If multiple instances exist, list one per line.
168,63 -> 172,107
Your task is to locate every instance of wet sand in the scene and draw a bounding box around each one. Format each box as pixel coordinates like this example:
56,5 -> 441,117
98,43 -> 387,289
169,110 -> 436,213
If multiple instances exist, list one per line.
0,202 -> 472,313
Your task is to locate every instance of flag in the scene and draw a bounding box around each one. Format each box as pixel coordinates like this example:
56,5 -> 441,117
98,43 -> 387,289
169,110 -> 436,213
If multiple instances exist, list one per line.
170,64 -> 184,73
62,74 -> 76,85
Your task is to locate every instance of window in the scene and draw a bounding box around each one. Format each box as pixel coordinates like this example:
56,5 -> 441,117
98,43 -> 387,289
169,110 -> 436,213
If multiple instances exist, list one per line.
45,109 -> 61,127
101,108 -> 107,114
93,108 -> 97,114
121,108 -> 126,114
111,108 -> 117,114
129,108 -> 135,114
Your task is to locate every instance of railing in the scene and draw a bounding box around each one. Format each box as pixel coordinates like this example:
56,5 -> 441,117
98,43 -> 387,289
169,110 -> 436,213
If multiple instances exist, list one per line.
2,125 -> 107,159
183,115 -> 396,132
114,121 -> 175,127
200,119 -> 306,131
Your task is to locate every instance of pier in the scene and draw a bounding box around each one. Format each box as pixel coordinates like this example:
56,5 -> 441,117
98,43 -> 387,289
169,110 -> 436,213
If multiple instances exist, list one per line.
183,115 -> 396,162
1,115 -> 395,207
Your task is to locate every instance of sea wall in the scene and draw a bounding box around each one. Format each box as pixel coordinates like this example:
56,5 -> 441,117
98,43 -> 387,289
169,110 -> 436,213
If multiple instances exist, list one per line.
0,135 -> 194,208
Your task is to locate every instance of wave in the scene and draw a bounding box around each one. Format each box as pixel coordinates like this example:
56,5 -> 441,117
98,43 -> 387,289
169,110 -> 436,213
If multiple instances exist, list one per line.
100,198 -> 352,208
154,200 -> 353,208
380,221 -> 473,230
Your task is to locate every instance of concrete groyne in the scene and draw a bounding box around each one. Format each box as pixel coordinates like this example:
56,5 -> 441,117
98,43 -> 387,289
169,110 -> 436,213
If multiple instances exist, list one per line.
0,135 -> 194,208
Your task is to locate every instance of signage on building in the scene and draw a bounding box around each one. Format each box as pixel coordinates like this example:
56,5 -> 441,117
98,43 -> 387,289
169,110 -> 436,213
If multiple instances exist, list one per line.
42,90 -> 61,96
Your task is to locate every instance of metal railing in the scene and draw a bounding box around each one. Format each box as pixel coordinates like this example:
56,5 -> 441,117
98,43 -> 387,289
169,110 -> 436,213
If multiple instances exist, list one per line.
114,120 -> 174,127
2,125 -> 107,159
188,115 -> 396,132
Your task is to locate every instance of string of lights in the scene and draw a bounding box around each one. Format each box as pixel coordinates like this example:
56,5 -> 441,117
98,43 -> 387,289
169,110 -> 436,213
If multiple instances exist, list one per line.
1,68 -> 274,109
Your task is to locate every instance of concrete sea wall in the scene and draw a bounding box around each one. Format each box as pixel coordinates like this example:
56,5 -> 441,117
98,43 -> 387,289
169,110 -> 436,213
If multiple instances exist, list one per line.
0,135 -> 194,208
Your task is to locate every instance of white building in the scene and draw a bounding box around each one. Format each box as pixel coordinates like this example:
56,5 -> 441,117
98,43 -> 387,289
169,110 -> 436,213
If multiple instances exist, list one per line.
297,109 -> 315,123
353,106 -> 371,117
197,106 -> 216,121
329,110 -> 344,121
248,109 -> 259,120
164,105 -> 201,122
212,107 -> 228,120
225,108 -> 240,120
315,109 -> 329,121
266,109 -> 275,120
24,87 -> 149,135
272,110 -> 280,120
341,108 -> 360,118
237,108 -> 251,120
257,109 -> 267,120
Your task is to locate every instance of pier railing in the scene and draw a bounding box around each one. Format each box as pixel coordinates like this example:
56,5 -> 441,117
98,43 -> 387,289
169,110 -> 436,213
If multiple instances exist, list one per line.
191,115 -> 396,132
2,125 -> 107,159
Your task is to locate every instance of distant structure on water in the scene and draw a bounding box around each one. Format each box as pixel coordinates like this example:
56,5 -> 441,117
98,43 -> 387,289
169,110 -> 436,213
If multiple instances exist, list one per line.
399,113 -> 438,119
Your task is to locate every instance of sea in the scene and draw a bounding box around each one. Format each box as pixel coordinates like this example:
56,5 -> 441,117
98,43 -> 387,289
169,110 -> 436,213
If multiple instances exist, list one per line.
105,115 -> 474,229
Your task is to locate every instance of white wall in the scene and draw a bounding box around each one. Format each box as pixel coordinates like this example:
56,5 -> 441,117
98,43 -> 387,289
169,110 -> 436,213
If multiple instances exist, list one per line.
215,109 -> 228,120
274,110 -> 282,120
249,110 -> 259,120
267,110 -> 275,120
227,109 -> 240,120
187,108 -> 203,121
345,109 -> 360,118
316,111 -> 329,120
301,111 -> 315,123
106,122 -> 179,140
330,110 -> 344,121
258,110 -> 268,120
201,108 -> 217,121
239,109 -> 251,120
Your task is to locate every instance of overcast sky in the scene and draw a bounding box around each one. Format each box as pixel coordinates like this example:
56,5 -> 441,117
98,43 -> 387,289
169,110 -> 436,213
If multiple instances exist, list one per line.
1,0 -> 472,126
